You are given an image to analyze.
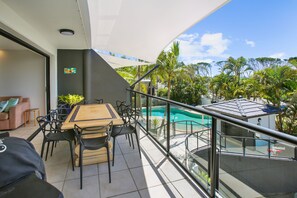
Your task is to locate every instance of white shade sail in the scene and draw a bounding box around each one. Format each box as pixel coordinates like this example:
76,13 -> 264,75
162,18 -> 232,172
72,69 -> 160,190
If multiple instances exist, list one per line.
97,52 -> 150,69
88,0 -> 229,64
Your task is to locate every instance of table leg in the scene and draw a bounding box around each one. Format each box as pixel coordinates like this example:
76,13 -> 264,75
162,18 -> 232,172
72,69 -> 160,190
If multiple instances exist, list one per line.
24,112 -> 26,127
34,110 -> 36,126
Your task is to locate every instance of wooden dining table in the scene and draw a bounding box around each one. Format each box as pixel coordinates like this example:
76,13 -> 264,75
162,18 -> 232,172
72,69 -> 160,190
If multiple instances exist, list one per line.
61,103 -> 123,166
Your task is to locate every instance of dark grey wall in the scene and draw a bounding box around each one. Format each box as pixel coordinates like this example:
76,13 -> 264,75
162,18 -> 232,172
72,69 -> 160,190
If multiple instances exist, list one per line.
84,50 -> 130,106
57,49 -> 129,107
57,50 -> 84,95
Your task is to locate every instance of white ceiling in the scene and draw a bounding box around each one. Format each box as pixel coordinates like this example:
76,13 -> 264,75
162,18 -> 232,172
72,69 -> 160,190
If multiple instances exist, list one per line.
1,0 -> 90,50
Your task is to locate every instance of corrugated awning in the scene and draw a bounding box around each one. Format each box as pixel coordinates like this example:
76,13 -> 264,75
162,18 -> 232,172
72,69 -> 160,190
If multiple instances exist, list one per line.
88,0 -> 229,64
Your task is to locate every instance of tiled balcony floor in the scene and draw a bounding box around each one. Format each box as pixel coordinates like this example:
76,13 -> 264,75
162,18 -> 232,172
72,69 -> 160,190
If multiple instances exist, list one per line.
8,123 -> 205,198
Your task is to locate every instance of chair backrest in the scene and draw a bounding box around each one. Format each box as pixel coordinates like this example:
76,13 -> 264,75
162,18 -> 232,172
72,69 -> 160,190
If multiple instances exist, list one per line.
56,106 -> 69,121
116,100 -> 127,116
73,121 -> 113,145
121,106 -> 139,127
36,116 -> 51,137
95,98 -> 104,104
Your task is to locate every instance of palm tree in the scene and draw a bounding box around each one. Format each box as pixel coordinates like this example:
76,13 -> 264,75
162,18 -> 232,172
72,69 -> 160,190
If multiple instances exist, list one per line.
157,41 -> 180,99
209,73 -> 237,100
254,66 -> 297,131
221,56 -> 253,86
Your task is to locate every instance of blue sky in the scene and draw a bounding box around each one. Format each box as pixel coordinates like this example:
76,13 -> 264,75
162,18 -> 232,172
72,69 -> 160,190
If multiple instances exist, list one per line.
174,0 -> 297,69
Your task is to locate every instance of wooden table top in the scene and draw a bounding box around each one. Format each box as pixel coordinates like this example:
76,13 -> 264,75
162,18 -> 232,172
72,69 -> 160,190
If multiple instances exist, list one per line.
61,103 -> 123,130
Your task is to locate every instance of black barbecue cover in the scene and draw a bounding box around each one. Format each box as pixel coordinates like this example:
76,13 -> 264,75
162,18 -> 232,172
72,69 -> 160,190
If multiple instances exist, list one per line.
0,137 -> 45,188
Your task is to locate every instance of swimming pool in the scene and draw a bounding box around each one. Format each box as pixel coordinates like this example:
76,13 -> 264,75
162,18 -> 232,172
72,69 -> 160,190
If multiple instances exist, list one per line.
142,106 -> 211,127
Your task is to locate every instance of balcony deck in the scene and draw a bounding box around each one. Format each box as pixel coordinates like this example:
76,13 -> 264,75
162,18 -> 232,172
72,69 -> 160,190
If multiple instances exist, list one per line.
9,123 -> 205,198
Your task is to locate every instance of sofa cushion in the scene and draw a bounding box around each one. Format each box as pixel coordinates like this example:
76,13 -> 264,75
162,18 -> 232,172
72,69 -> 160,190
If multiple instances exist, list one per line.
0,112 -> 9,120
0,96 -> 23,103
0,101 -> 8,112
4,98 -> 19,112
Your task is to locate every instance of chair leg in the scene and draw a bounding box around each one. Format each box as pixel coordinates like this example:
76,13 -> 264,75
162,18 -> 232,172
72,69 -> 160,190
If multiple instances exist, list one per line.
69,141 -> 74,171
128,134 -> 131,147
79,145 -> 83,189
45,142 -> 50,161
50,141 -> 55,156
40,140 -> 45,158
106,145 -> 111,183
112,136 -> 116,166
130,134 -> 135,149
134,132 -> 141,159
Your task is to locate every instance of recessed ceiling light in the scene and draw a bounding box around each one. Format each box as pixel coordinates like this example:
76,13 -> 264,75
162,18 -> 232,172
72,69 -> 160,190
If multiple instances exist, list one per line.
59,29 -> 75,36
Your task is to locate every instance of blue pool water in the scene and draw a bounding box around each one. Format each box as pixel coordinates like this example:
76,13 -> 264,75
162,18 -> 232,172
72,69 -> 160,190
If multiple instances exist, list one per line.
142,106 -> 211,126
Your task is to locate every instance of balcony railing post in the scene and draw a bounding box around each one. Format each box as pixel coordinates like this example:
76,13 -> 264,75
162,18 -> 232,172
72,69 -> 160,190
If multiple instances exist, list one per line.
268,140 -> 271,159
146,95 -> 149,132
243,138 -> 246,156
173,122 -> 176,136
219,133 -> 222,153
210,117 -> 218,197
166,102 -> 170,155
134,92 -> 136,115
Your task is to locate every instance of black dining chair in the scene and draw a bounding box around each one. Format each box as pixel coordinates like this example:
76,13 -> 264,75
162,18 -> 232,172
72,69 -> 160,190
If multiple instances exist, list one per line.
95,98 -> 104,104
111,106 -> 141,166
48,109 -> 76,157
115,100 -> 134,146
37,115 -> 75,171
73,121 -> 113,189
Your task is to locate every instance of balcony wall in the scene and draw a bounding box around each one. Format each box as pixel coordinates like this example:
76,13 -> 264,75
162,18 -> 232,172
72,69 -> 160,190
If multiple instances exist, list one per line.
58,49 -> 129,106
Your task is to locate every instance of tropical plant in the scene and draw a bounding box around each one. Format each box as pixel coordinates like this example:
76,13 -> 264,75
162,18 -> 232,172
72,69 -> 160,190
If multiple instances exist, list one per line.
157,41 -> 180,99
209,73 -> 238,100
288,57 -> 297,68
151,118 -> 160,129
254,66 -> 297,131
253,57 -> 283,70
220,56 -> 253,86
171,76 -> 208,105
58,94 -> 84,107
241,77 -> 260,100
188,62 -> 212,77
157,87 -> 168,97
281,92 -> 297,135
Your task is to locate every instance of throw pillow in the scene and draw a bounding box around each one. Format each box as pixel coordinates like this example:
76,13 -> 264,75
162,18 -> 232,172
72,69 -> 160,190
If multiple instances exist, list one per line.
4,98 -> 19,112
0,101 -> 8,113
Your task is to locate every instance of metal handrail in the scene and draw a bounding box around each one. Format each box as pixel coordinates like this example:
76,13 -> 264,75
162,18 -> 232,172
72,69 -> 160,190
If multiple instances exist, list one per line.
128,88 -> 297,197
128,88 -> 297,145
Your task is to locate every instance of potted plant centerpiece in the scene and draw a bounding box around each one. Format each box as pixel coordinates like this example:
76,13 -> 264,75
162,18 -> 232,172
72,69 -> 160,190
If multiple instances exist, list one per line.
58,94 -> 84,113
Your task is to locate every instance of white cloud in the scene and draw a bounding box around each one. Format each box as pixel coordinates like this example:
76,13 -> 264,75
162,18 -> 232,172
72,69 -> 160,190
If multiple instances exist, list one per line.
200,33 -> 230,56
245,39 -> 255,47
269,52 -> 285,59
174,33 -> 230,64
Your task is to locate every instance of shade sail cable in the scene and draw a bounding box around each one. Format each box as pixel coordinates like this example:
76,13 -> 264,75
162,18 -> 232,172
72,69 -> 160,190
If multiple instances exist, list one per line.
130,64 -> 160,89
